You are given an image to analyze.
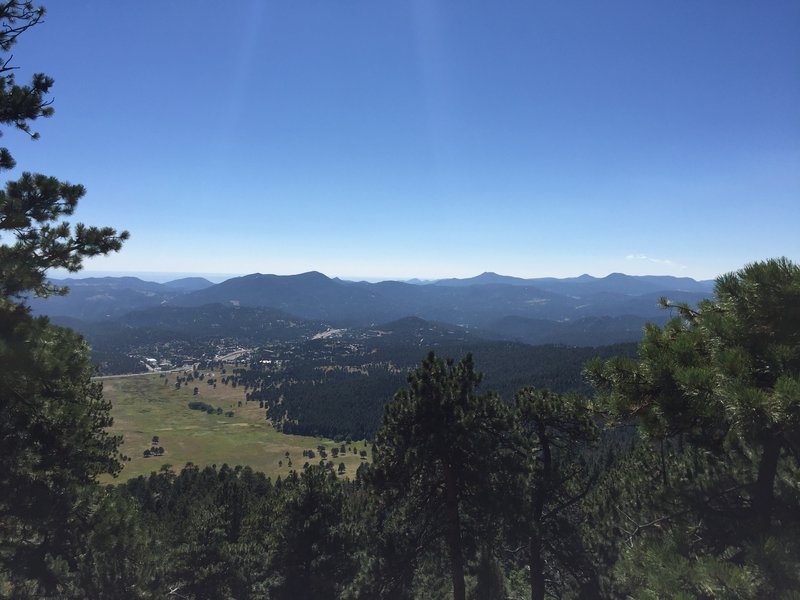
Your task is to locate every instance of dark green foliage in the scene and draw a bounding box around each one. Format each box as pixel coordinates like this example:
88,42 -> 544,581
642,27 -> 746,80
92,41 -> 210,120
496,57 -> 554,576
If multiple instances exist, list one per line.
121,464 -> 274,599
247,340 -> 636,440
366,352 -> 514,600
187,400 -> 229,416
586,258 -> 800,596
509,388 -> 601,599
468,547 -> 507,600
114,463 -> 360,599
262,467 -> 358,599
0,321 -> 122,591
272,370 -> 403,439
73,487 -> 160,599
0,173 -> 127,301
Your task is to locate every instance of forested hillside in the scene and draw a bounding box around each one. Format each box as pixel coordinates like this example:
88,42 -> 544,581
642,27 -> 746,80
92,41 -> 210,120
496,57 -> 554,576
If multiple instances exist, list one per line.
241,333 -> 636,439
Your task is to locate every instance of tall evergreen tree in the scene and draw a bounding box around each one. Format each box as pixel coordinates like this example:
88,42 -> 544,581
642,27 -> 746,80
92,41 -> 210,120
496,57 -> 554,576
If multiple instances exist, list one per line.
510,388 -> 600,600
367,352 -> 513,600
263,467 -> 358,600
0,3 -> 128,594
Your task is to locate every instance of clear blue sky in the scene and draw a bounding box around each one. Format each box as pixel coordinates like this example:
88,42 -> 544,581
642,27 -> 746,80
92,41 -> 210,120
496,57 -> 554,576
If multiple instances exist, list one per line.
8,1 -> 800,281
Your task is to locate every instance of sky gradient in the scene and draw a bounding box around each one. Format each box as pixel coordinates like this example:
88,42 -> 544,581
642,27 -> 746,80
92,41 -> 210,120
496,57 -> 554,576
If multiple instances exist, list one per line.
8,1 -> 800,281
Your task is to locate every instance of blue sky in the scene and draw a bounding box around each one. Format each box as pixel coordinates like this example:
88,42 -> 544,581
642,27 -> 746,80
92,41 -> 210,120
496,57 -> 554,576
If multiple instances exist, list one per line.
7,1 -> 799,281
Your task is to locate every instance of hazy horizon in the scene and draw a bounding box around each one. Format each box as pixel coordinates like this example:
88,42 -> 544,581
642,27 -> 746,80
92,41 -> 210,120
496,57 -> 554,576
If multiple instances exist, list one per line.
47,266 -> 722,285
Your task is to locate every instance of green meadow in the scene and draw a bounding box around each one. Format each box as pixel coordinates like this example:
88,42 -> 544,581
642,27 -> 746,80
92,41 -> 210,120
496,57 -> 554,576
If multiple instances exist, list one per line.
99,371 -> 370,482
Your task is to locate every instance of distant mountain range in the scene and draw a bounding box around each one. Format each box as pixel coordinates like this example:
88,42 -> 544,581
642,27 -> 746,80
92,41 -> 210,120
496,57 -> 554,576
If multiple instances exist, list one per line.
432,271 -> 712,295
31,271 -> 714,347
25,276 -> 215,320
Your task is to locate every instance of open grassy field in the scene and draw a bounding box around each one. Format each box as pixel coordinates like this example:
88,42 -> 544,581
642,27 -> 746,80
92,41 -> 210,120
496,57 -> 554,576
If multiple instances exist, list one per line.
99,370 -> 371,483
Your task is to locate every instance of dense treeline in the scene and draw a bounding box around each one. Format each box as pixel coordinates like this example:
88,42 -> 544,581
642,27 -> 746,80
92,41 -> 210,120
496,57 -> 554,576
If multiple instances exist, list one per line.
244,339 -> 637,440
122,463 -> 363,599
273,371 -> 404,439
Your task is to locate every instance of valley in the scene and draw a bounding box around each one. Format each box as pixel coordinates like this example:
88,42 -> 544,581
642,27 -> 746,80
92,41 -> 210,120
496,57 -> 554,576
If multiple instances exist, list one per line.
75,272 -> 660,478
46,271 -> 688,460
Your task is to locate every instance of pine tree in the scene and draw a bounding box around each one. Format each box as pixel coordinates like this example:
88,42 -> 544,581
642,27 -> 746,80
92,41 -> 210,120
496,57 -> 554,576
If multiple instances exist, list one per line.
264,467 -> 358,600
586,257 -> 800,595
0,3 -> 128,594
367,352 -> 513,600
510,388 -> 600,600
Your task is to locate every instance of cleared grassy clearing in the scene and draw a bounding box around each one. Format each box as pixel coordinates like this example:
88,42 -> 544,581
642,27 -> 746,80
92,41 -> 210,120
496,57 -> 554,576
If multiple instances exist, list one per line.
100,372 -> 370,482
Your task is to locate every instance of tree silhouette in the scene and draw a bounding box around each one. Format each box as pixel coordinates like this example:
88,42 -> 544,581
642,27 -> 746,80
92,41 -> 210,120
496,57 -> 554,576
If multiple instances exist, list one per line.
368,352 -> 513,600
0,3 -> 127,593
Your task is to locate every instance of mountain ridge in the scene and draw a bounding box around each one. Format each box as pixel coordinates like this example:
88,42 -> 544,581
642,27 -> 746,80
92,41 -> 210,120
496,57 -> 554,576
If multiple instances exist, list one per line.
31,271 -> 714,346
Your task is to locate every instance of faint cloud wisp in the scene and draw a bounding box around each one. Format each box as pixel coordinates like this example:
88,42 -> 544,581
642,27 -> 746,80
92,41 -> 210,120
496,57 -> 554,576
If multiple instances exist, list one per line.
625,254 -> 688,271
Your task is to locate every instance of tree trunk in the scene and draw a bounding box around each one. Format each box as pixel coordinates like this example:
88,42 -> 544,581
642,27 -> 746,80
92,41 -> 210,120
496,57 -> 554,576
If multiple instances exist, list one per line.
530,422 -> 551,600
752,434 -> 781,527
443,462 -> 466,600
529,534 -> 545,600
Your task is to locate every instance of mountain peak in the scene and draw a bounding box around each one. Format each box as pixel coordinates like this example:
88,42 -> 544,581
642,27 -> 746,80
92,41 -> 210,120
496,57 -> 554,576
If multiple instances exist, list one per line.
163,277 -> 214,291
297,271 -> 330,280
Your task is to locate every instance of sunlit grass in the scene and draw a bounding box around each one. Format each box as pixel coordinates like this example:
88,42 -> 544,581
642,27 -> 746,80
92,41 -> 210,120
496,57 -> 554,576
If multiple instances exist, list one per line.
99,372 -> 371,482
